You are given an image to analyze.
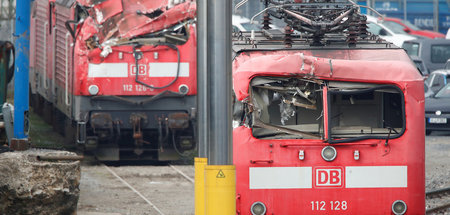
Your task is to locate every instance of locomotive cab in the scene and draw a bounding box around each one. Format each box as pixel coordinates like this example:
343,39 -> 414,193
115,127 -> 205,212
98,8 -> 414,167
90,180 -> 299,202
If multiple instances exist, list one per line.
232,1 -> 425,214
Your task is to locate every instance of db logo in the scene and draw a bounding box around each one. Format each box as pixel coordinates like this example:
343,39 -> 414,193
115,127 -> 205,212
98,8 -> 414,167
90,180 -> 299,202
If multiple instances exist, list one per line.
130,64 -> 147,76
314,167 -> 344,188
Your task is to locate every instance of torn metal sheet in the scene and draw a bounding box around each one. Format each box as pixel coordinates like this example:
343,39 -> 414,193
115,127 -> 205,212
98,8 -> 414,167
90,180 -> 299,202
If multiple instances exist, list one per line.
79,0 -> 196,45
253,119 -> 321,139
91,0 -> 123,24
232,49 -> 422,101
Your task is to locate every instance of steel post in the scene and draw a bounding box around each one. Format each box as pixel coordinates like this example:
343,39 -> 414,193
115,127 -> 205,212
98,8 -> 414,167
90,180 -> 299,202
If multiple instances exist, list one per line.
403,0 -> 407,21
433,0 -> 439,32
197,0 -> 208,158
207,0 -> 232,165
12,0 -> 30,142
196,1 -> 234,213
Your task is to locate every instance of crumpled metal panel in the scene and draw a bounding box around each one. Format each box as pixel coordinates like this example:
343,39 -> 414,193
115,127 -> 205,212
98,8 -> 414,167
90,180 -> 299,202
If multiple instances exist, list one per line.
91,0 -> 123,24
232,49 -> 423,101
81,0 -> 196,44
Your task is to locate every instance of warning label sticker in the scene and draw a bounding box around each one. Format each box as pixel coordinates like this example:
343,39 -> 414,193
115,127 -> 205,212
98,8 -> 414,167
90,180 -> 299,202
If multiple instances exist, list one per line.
216,170 -> 226,178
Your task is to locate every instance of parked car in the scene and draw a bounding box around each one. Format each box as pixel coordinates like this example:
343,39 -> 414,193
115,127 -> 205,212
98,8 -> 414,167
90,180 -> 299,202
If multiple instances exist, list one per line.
425,83 -> 450,134
383,17 -> 445,39
366,15 -> 416,47
445,59 -> 450,70
410,55 -> 430,77
425,70 -> 450,94
424,82 -> 435,98
402,39 -> 450,72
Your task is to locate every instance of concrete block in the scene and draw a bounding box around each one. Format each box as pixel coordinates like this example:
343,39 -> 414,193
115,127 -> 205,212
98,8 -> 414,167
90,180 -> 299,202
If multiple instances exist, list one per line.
0,149 -> 81,214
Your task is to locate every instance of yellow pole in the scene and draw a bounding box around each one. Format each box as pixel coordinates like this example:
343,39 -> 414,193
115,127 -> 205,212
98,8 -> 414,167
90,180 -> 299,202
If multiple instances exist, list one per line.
195,157 -> 208,215
205,165 -> 236,215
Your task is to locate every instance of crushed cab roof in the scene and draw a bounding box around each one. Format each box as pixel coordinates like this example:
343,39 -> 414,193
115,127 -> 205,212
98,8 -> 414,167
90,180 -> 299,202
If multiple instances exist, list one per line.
233,49 -> 423,100
79,0 -> 196,44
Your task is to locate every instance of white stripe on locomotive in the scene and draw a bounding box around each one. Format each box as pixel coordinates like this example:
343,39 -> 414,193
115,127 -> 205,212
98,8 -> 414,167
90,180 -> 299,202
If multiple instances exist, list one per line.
249,166 -> 407,189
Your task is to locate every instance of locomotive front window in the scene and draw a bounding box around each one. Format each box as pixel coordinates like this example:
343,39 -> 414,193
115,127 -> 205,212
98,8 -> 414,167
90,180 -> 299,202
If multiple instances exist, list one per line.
241,78 -> 405,141
327,83 -> 405,143
249,77 -> 324,139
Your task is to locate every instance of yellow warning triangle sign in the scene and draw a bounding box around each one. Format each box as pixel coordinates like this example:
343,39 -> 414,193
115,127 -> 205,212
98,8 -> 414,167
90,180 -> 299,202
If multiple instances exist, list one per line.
216,169 -> 226,178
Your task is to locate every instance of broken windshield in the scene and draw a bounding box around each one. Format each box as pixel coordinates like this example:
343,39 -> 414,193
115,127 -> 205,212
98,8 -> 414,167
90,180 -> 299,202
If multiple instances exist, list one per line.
328,83 -> 405,143
243,78 -> 405,142
249,77 -> 324,139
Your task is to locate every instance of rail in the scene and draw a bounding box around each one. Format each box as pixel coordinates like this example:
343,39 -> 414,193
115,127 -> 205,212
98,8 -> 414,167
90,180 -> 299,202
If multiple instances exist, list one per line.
426,186 -> 450,199
426,186 -> 450,214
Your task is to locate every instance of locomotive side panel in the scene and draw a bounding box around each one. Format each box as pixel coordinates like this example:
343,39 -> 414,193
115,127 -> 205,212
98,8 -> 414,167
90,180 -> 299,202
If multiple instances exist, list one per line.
53,3 -> 73,117
30,0 -> 50,101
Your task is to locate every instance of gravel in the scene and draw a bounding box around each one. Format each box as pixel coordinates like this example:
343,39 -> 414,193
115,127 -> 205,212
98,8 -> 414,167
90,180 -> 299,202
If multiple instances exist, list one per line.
425,132 -> 450,214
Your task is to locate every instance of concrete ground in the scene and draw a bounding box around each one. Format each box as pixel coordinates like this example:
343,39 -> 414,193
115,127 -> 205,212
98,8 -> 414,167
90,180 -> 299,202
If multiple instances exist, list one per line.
77,164 -> 195,215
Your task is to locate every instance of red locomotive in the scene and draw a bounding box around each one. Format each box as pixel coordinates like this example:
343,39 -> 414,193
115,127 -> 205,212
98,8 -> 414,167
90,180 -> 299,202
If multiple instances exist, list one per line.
29,0 -> 197,160
232,1 -> 424,214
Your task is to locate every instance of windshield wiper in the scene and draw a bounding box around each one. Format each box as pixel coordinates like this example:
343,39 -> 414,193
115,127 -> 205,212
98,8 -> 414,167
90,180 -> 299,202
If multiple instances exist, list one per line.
253,119 -> 321,139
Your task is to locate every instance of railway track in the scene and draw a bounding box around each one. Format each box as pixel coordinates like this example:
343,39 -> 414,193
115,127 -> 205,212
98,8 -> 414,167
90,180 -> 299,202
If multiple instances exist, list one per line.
102,163 -> 195,215
426,186 -> 450,214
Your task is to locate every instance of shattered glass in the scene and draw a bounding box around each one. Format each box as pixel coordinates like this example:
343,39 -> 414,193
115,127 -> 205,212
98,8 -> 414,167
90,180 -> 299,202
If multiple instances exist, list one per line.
249,77 -> 323,139
279,101 -> 295,125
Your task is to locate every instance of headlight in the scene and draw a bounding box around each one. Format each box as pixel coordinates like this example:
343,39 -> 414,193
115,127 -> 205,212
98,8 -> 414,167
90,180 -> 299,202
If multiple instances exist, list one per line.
392,200 -> 407,215
88,85 -> 99,95
179,84 -> 189,94
321,146 -> 337,161
251,201 -> 266,215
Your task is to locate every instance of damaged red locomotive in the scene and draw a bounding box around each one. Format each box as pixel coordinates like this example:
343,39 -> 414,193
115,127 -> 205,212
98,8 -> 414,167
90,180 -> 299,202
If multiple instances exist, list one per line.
233,0 -> 424,214
30,0 -> 197,160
